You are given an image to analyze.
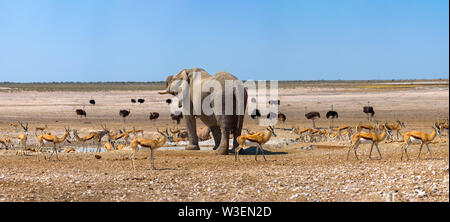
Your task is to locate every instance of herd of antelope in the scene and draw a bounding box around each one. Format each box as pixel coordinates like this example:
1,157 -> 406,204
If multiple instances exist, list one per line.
0,116 -> 448,169
290,119 -> 449,161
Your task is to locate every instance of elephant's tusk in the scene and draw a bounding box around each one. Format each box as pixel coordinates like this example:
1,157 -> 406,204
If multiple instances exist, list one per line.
158,90 -> 169,94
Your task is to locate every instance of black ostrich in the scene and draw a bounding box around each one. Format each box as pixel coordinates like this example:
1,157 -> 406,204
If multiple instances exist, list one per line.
166,99 -> 172,104
138,98 -> 145,104
170,111 -> 183,124
131,99 -> 136,104
89,98 -> 96,112
363,101 -> 375,121
268,100 -> 281,105
305,107 -> 320,129
326,105 -> 339,128
278,111 -> 286,123
267,111 -> 286,123
149,112 -> 159,121
75,109 -> 87,119
119,109 -> 130,122
250,109 -> 262,119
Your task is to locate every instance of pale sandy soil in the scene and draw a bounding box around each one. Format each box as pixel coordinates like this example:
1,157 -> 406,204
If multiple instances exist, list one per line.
0,85 -> 448,202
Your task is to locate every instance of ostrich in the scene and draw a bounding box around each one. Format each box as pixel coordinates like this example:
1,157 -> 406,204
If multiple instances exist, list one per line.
119,109 -> 130,122
305,107 -> 320,129
131,99 -> 136,104
89,98 -> 96,112
250,109 -> 262,119
363,101 -> 375,121
326,105 -> 339,128
149,112 -> 159,121
166,99 -> 172,104
267,111 -> 286,123
278,111 -> 286,123
138,98 -> 145,104
75,109 -> 87,119
170,111 -> 183,124
268,100 -> 280,105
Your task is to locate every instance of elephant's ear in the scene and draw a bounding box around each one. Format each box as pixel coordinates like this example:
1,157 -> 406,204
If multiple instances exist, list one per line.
159,75 -> 174,94
165,75 -> 174,88
185,67 -> 205,84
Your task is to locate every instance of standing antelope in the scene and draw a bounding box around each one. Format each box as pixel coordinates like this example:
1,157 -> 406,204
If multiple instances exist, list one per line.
37,127 -> 72,160
399,123 -> 442,161
291,127 -> 312,142
126,127 -> 144,137
129,128 -> 167,170
347,124 -> 393,160
72,129 -> 101,152
235,126 -> 277,161
16,121 -> 29,156
107,129 -> 130,149
356,121 -> 379,132
336,125 -> 353,142
383,120 -> 406,140
35,124 -> 48,136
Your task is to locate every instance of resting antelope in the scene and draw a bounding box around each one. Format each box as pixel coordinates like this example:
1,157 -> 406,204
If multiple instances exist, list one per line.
72,129 -> 101,152
9,123 -> 19,132
347,124 -> 393,160
16,121 -> 29,156
37,127 -> 72,160
197,127 -> 211,141
167,128 -> 188,142
235,126 -> 277,161
399,123 -> 442,161
104,142 -> 114,151
0,137 -> 12,150
129,129 -> 167,170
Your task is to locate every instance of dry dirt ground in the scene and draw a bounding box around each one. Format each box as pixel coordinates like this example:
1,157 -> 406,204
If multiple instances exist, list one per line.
0,83 -> 448,202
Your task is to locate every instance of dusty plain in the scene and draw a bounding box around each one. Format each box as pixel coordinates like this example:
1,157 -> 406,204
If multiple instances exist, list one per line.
0,80 -> 448,202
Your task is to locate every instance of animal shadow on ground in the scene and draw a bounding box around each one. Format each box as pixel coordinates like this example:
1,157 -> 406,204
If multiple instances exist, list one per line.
228,146 -> 288,155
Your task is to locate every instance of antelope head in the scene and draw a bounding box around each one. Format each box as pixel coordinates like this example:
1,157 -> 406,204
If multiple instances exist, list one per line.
267,125 -> 277,137
100,123 -> 110,134
18,121 -> 29,136
383,124 -> 393,137
435,122 -> 443,136
64,126 -> 72,142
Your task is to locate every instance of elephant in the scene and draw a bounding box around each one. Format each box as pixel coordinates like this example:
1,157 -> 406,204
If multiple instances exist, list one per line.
158,67 -> 248,155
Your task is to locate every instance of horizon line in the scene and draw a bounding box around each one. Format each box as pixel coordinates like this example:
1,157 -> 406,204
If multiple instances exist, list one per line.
1,78 -> 448,84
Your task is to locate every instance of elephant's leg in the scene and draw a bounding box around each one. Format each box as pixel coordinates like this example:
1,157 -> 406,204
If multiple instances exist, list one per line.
210,126 -> 221,150
216,125 -> 231,155
185,115 -> 200,150
232,115 -> 244,151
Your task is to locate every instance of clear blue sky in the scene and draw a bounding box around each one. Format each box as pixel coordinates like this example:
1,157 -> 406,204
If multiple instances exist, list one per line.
0,0 -> 448,82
